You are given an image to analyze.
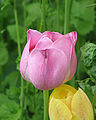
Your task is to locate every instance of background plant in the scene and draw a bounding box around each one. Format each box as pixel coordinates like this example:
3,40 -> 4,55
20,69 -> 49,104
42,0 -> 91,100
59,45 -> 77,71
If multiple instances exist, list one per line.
0,0 -> 96,119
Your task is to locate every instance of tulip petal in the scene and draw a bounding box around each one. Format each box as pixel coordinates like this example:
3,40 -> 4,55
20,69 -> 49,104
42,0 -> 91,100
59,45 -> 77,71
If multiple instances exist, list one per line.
20,40 -> 30,81
65,31 -> 77,46
49,84 -> 77,109
27,29 -> 42,51
52,36 -> 72,62
52,32 -> 77,82
52,31 -> 77,60
35,36 -> 53,50
50,84 -> 77,100
65,32 -> 77,81
63,48 -> 77,83
43,31 -> 63,42
71,88 -> 94,120
49,97 -> 72,120
67,49 -> 77,82
28,48 -> 68,90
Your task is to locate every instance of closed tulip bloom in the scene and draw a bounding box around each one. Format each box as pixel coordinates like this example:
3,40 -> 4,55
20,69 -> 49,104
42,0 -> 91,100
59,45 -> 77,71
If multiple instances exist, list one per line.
20,29 -> 77,90
49,84 -> 94,120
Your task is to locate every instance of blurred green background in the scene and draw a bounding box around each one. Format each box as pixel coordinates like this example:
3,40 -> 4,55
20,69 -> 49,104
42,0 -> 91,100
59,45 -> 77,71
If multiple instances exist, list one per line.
0,0 -> 96,120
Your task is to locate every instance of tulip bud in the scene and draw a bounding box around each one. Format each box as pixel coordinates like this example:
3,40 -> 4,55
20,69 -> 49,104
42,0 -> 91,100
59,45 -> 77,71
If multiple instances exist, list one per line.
49,84 -> 94,120
20,29 -> 77,90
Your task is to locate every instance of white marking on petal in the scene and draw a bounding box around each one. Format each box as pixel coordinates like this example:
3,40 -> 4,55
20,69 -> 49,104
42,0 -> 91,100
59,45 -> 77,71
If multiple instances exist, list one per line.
25,67 -> 30,81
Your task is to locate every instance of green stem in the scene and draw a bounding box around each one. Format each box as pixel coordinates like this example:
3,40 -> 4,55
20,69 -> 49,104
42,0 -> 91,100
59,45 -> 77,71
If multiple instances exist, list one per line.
14,0 -> 21,57
23,0 -> 27,49
14,0 -> 23,112
43,90 -> 49,120
39,0 -> 49,119
40,0 -> 49,119
40,0 -> 46,32
64,0 -> 70,34
24,0 -> 26,42
56,0 -> 59,31
42,0 -> 46,30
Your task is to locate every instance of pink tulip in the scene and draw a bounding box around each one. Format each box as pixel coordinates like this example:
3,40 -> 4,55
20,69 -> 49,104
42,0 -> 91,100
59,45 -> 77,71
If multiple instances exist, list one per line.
20,29 -> 77,90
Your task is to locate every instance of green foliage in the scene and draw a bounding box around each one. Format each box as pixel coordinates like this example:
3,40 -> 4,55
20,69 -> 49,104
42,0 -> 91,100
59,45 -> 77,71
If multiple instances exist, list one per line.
16,56 -> 21,71
0,94 -> 11,106
0,101 -> 21,120
77,42 -> 96,117
32,112 -> 43,120
26,3 -> 41,27
0,93 -> 21,120
0,29 -> 5,34
71,0 -> 95,35
0,41 -> 8,66
6,87 -> 20,100
1,0 -> 11,10
24,83 -> 43,112
90,66 -> 96,80
80,43 -> 96,82
1,72 -> 19,88
7,24 -> 24,44
81,43 -> 96,68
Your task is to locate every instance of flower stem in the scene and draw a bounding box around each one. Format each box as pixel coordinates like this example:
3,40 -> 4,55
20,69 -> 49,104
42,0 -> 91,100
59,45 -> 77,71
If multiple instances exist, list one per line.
43,90 -> 49,120
23,0 -> 27,49
56,0 -> 59,31
64,0 -> 70,34
14,0 -> 24,113
40,0 -> 46,32
40,0 -> 49,119
24,0 -> 27,42
14,0 -> 21,57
